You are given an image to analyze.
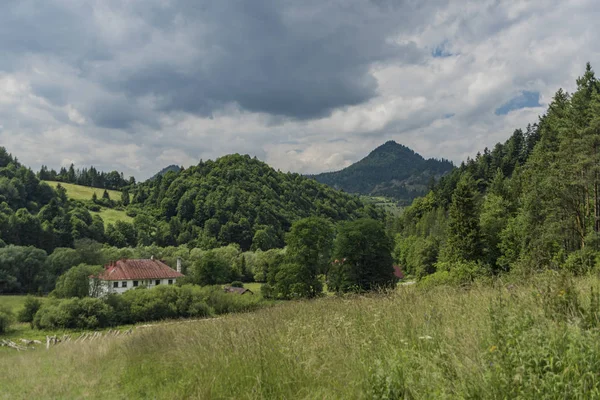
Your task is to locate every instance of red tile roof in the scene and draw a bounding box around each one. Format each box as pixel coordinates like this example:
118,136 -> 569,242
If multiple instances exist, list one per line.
97,259 -> 184,281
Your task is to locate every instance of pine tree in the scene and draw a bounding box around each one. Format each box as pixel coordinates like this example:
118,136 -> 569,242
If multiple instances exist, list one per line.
121,189 -> 130,206
442,172 -> 483,263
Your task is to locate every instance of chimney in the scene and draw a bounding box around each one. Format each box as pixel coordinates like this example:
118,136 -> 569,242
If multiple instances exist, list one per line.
176,257 -> 182,274
150,255 -> 154,260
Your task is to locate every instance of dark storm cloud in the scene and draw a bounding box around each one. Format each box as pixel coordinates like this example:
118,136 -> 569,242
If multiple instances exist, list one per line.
1,0 -> 431,122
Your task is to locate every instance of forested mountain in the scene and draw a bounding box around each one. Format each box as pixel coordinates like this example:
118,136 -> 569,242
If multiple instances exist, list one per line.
393,63 -> 600,282
149,165 -> 182,181
130,154 -> 381,251
311,141 -> 453,204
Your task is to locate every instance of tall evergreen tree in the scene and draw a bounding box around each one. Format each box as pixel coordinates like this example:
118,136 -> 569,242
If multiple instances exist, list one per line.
441,172 -> 483,263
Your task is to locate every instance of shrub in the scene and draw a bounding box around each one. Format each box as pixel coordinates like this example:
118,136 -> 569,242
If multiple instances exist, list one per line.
121,286 -> 178,322
33,297 -> 112,330
230,281 -> 244,288
0,306 -> 13,334
201,286 -> 263,314
87,204 -> 101,212
175,285 -> 213,318
17,296 -> 42,324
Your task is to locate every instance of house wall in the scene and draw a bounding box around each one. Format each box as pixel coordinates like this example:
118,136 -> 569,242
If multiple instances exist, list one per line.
91,278 -> 178,297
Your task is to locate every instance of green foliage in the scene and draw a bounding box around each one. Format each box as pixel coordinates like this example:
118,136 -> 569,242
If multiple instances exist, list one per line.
268,217 -> 334,299
0,245 -> 49,293
131,154 -> 377,250
230,281 -> 244,288
17,296 -> 42,323
441,172 -> 483,263
312,140 -> 453,204
192,251 -> 233,285
33,297 -> 112,330
329,218 -> 395,292
0,305 -> 13,334
31,283 -> 266,330
51,264 -> 103,298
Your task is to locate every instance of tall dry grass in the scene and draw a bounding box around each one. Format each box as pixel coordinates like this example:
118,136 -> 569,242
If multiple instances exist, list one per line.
2,274 -> 600,399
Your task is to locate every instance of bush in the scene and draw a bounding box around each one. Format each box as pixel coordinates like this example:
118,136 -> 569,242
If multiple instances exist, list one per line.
175,285 -> 213,318
17,296 -> 42,323
419,260 -> 487,289
33,297 -> 112,330
30,283 -> 268,331
230,281 -> 244,288
201,286 -> 264,314
121,286 -> 178,322
86,204 -> 101,212
0,306 -> 13,334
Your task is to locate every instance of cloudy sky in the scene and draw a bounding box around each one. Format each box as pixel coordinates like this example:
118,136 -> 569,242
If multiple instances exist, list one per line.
1,0 -> 599,180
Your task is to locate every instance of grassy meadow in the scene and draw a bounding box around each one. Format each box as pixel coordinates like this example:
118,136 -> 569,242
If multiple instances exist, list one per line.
43,181 -> 122,201
92,208 -> 133,226
43,181 -> 132,226
3,274 -> 600,399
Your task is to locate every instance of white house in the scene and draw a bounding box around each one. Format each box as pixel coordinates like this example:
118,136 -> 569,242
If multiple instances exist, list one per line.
92,257 -> 184,296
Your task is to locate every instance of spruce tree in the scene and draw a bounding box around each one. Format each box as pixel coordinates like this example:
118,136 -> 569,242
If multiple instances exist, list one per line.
442,172 -> 483,263
121,189 -> 130,206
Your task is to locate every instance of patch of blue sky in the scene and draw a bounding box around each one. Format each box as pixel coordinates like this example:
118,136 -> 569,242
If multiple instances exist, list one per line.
494,91 -> 541,115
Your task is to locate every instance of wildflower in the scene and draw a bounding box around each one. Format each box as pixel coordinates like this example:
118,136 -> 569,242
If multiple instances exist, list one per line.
559,290 -> 566,297
489,345 -> 497,353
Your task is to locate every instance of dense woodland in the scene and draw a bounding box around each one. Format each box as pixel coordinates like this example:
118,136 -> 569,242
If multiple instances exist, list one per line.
393,64 -> 600,283
0,150 -> 385,295
127,154 -> 381,251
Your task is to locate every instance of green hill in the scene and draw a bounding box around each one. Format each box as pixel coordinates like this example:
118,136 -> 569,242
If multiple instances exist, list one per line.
131,154 -> 379,250
311,141 -> 453,205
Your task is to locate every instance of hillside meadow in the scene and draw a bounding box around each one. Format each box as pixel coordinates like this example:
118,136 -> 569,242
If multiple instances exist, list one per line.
43,181 -> 122,201
43,180 -> 132,226
3,273 -> 600,399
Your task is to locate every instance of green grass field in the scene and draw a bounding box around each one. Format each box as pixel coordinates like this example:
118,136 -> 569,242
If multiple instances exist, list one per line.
43,181 -> 122,201
92,208 -> 133,225
43,181 -> 132,226
0,295 -> 36,314
3,274 -> 600,398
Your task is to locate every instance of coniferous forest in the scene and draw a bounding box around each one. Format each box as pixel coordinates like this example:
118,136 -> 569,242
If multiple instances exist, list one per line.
393,63 -> 600,283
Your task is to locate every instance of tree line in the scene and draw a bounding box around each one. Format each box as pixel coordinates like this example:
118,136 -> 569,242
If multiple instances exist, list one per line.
392,63 -> 600,283
38,164 -> 135,190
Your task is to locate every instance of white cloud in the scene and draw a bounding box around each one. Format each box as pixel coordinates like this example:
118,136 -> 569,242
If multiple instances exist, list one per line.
1,0 -> 600,179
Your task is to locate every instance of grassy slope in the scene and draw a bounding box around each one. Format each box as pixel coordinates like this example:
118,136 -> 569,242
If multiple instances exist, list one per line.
2,276 -> 600,399
43,181 -> 122,201
43,181 -> 132,226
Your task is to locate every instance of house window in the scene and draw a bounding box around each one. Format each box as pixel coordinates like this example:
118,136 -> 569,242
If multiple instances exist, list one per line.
122,281 -> 127,288
113,282 -> 118,288
168,279 -> 173,285
133,281 -> 139,287
155,279 -> 161,285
